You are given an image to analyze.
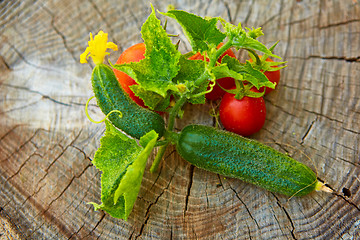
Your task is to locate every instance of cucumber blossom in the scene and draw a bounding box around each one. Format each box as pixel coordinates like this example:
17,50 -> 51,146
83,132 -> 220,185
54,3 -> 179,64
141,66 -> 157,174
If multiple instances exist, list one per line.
175,124 -> 322,197
91,64 -> 165,139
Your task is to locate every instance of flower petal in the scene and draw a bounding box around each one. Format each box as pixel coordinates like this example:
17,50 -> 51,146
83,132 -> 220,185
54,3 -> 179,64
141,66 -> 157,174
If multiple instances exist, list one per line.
80,31 -> 117,65
106,42 -> 118,51
80,47 -> 90,64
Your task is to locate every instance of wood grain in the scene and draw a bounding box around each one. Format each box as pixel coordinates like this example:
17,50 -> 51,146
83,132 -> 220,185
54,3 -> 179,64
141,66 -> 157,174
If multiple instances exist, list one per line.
1,0 -> 359,239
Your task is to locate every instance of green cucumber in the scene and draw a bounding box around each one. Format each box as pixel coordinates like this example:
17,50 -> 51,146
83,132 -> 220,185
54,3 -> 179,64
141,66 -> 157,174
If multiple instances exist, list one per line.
91,64 -> 165,139
175,124 -> 322,196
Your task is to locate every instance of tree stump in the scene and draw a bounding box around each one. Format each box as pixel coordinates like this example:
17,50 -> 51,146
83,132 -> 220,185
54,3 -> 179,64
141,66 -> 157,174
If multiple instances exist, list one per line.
1,0 -> 359,239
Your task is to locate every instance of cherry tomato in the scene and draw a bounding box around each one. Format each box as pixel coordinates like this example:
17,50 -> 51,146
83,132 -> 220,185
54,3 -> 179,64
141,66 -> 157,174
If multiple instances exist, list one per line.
219,89 -> 266,136
249,56 -> 280,95
189,43 -> 236,101
113,43 -> 146,107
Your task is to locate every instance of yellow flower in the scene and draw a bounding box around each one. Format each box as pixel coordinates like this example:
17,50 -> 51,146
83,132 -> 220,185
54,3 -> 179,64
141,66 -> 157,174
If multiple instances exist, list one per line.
80,30 -> 118,65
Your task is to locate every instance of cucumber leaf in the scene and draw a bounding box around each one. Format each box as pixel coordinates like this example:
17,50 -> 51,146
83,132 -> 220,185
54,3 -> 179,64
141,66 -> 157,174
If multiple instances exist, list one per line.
173,55 -> 208,104
114,6 -> 181,101
161,10 -> 226,53
89,121 -> 158,220
129,84 -> 170,111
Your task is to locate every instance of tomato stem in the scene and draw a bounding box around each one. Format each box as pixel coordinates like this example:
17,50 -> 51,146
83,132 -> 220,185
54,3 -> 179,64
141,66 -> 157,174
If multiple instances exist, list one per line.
247,49 -> 261,65
211,39 -> 234,65
194,38 -> 234,88
234,80 -> 245,100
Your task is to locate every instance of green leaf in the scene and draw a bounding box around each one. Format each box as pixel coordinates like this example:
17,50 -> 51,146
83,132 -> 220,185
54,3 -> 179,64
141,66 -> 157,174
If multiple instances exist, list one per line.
234,34 -> 278,58
248,53 -> 287,72
223,22 -> 279,59
222,55 -> 275,89
212,64 -> 243,80
130,84 -> 170,111
245,27 -> 264,39
161,10 -> 226,53
173,55 -> 208,104
114,6 -> 181,100
89,121 -> 158,220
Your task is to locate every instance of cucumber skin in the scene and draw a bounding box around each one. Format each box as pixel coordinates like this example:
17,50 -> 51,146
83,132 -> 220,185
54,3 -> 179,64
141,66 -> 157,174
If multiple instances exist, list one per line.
91,64 -> 165,139
176,125 -> 317,196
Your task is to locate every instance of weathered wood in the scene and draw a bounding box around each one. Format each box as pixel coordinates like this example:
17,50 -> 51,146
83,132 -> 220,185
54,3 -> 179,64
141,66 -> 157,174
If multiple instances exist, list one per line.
1,0 -> 359,239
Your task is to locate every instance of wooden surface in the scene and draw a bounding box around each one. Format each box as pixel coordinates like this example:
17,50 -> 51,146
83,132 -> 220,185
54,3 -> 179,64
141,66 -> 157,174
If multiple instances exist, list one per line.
1,0 -> 360,239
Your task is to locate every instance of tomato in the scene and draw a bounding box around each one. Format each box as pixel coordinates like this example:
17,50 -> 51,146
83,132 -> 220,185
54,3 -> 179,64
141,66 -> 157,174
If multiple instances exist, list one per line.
188,43 -> 236,101
249,56 -> 280,95
113,43 -> 146,107
219,89 -> 266,136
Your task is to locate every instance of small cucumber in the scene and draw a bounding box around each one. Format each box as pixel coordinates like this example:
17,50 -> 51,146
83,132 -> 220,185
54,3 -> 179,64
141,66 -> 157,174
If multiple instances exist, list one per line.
175,125 -> 320,196
91,64 -> 165,139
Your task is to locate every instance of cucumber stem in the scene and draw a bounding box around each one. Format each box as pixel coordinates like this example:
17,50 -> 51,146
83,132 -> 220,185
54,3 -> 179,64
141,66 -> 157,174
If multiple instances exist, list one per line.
315,181 -> 333,193
150,142 -> 169,173
150,96 -> 187,173
151,40 -> 235,173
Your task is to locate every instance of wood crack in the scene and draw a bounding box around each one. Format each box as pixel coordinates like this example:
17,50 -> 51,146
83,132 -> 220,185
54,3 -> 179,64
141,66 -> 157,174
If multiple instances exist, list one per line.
300,116 -> 318,144
326,185 -> 360,212
6,42 -> 53,70
183,165 -> 194,217
6,152 -> 42,182
86,212 -> 106,238
221,0 -> 233,23
40,4 -> 78,63
0,55 -> 11,70
244,0 -> 254,25
0,99 -> 41,115
272,193 -> 298,240
128,229 -> 136,240
228,183 -> 260,230
0,124 -> 22,143
308,55 -> 360,62
283,0 -> 295,58
318,18 -> 360,29
1,127 -> 40,164
43,130 -> 82,176
135,168 -> 177,239
30,162 -> 92,237
88,0 -> 117,46
2,83 -> 72,107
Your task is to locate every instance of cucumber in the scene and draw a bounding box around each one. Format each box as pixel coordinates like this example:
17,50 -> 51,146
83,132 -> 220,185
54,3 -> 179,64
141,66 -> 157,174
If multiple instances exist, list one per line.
91,64 -> 165,139
175,124 -> 320,196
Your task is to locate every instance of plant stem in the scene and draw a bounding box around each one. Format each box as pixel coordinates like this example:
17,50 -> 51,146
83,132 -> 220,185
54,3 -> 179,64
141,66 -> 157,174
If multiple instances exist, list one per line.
150,142 -> 169,173
210,39 -> 234,67
167,96 -> 187,131
150,96 -> 187,173
194,39 -> 234,88
247,49 -> 261,65
151,40 -> 235,173
234,79 -> 245,100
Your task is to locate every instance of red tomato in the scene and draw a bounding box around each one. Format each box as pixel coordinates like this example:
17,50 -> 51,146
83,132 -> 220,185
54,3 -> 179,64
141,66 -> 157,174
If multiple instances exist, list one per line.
219,89 -> 266,136
113,43 -> 146,107
249,56 -> 280,95
189,43 -> 236,101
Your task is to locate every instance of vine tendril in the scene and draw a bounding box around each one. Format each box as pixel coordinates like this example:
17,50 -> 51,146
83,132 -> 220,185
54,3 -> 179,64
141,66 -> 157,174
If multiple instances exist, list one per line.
191,79 -> 216,99
85,96 -> 123,124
